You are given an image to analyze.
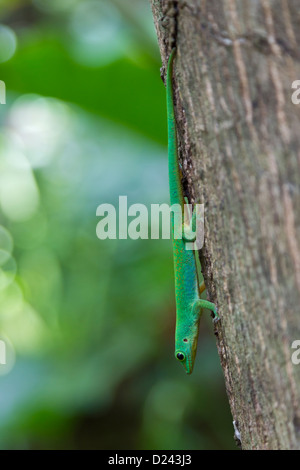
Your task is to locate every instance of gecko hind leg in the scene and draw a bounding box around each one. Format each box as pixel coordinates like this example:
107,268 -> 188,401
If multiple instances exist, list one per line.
182,198 -> 201,243
199,282 -> 205,295
182,223 -> 196,242
182,198 -> 197,243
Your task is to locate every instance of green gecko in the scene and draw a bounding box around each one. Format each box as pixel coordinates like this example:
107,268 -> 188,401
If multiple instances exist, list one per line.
166,48 -> 218,375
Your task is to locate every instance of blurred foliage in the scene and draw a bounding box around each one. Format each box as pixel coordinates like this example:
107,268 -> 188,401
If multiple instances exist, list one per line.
0,0 -> 235,450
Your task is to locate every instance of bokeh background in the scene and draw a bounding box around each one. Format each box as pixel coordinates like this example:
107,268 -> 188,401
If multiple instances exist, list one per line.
0,0 -> 235,450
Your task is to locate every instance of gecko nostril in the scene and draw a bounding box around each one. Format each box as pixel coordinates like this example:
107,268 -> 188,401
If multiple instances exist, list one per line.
183,338 -> 188,342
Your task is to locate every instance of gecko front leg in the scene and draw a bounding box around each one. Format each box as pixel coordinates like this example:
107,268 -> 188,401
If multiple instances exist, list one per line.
193,298 -> 219,321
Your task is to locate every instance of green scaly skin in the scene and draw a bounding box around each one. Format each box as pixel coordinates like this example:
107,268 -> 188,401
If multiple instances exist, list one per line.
166,48 -> 218,375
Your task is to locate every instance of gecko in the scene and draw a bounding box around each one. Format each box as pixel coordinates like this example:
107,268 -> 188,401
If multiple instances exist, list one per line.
166,48 -> 219,374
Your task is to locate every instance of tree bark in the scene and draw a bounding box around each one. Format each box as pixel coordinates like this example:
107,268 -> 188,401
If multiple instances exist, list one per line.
150,0 -> 300,450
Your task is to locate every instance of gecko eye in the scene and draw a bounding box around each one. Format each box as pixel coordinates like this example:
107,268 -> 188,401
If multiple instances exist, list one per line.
176,352 -> 185,361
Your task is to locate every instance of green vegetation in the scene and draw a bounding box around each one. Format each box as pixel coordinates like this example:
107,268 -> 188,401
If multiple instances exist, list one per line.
0,0 -> 234,449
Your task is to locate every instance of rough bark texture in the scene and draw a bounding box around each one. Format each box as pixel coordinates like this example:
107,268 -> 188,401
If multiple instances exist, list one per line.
150,0 -> 300,450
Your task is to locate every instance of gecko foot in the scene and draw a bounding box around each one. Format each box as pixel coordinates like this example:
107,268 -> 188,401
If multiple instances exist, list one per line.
212,308 -> 220,323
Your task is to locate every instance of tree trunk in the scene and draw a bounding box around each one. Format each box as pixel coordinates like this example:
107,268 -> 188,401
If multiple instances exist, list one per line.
150,0 -> 300,450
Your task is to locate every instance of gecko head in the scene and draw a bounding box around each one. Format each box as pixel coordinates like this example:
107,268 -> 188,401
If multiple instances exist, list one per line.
175,334 -> 198,375
175,310 -> 200,374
